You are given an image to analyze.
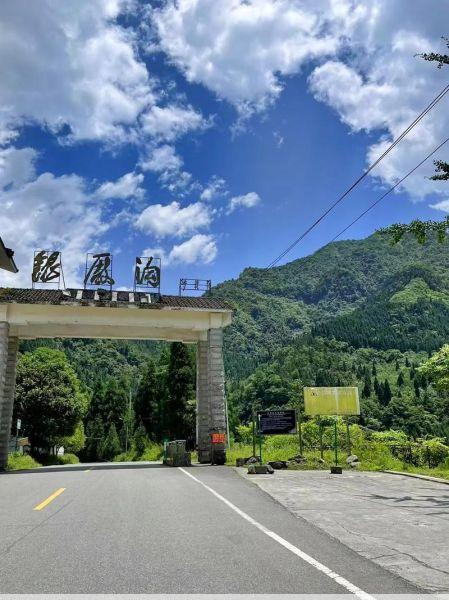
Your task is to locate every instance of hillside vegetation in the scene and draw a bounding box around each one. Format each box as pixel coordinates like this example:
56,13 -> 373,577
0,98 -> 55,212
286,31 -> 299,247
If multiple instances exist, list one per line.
14,232 -> 449,463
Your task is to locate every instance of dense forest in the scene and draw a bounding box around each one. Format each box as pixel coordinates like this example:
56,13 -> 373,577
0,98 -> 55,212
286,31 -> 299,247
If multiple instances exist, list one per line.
13,232 -> 449,459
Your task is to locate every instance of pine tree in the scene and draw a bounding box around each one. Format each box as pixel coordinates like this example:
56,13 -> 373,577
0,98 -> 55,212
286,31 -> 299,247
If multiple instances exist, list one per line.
372,362 -> 377,376
373,377 -> 380,398
133,420 -> 148,456
134,359 -> 161,438
166,342 -> 195,440
414,379 -> 421,398
84,417 -> 104,461
397,371 -> 405,387
101,423 -> 121,460
362,373 -> 372,398
382,380 -> 392,405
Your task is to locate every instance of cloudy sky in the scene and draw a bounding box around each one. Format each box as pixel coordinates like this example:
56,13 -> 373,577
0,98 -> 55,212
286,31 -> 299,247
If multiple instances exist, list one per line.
1,0 -> 449,292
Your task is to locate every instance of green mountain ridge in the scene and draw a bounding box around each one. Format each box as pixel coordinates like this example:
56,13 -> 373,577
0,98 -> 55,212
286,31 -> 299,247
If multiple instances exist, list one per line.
213,233 -> 449,376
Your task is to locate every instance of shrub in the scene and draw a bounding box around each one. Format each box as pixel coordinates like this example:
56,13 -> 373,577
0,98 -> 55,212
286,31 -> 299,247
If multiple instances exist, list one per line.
7,452 -> 41,471
235,424 -> 253,444
139,443 -> 163,461
416,438 -> 449,468
57,453 -> 79,465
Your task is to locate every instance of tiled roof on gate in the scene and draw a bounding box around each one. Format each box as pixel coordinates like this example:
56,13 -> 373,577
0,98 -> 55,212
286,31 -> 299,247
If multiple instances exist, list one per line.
0,288 -> 232,311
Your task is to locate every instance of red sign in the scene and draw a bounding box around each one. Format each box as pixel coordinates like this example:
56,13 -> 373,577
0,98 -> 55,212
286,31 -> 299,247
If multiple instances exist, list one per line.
211,433 -> 226,444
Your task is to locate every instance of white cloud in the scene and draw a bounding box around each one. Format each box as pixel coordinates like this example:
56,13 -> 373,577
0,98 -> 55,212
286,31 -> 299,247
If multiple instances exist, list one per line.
0,146 -> 37,189
227,191 -> 261,214
430,199 -> 449,213
141,144 -> 183,173
0,146 -> 109,287
0,0 -> 154,144
152,0 -> 449,206
151,0 -> 344,115
136,200 -> 212,238
95,171 -> 145,200
140,143 -> 193,194
200,176 -> 227,202
143,233 -> 217,266
140,104 -> 209,142
307,4 -> 449,203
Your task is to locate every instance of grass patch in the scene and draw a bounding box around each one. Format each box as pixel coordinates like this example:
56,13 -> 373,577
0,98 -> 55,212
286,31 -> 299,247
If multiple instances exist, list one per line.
114,442 -> 163,463
7,452 -> 41,471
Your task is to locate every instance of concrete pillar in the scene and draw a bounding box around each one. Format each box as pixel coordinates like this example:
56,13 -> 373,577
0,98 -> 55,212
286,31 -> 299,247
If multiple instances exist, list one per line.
196,329 -> 227,464
196,339 -> 211,463
0,323 -> 19,470
207,328 -> 226,465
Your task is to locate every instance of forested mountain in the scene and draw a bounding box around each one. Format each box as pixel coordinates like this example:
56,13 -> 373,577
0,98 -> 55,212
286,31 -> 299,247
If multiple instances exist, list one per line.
213,233 -> 449,377
17,231 -> 449,445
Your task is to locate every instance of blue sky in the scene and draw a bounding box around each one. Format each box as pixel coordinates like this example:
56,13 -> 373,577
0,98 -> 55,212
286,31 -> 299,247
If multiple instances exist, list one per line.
1,0 -> 449,293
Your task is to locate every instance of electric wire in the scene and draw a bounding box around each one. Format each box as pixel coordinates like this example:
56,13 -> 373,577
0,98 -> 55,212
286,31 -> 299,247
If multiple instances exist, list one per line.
267,82 -> 449,268
330,135 -> 449,242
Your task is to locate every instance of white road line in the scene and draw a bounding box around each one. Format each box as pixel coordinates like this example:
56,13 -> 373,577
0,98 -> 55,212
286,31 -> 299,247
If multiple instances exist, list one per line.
179,467 -> 374,600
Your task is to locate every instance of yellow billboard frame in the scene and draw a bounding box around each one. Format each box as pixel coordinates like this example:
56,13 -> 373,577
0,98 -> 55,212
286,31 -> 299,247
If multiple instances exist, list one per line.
304,386 -> 360,416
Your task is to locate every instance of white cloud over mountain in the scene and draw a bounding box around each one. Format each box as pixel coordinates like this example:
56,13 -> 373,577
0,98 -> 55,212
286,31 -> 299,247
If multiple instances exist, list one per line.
143,233 -> 217,267
136,201 -> 212,238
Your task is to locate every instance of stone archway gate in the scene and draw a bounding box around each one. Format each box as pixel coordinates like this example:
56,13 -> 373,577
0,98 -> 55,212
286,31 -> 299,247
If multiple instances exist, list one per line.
0,288 -> 232,469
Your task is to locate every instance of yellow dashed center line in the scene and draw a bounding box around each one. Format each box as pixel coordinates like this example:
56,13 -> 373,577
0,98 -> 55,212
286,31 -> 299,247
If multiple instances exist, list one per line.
33,487 -> 66,511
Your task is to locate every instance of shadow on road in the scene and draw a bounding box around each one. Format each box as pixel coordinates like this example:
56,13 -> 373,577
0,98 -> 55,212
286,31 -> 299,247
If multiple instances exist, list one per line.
0,461 -> 168,475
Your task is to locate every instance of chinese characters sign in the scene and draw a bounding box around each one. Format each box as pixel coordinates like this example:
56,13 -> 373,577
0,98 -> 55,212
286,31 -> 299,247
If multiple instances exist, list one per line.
31,250 -> 165,294
84,253 -> 115,289
134,256 -> 161,293
32,251 -> 63,288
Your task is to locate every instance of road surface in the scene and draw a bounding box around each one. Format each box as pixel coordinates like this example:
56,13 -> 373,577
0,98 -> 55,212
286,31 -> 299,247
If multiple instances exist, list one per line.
0,463 -> 422,594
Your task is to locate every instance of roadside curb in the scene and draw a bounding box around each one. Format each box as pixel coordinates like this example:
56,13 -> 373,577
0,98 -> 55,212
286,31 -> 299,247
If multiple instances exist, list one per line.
382,469 -> 449,485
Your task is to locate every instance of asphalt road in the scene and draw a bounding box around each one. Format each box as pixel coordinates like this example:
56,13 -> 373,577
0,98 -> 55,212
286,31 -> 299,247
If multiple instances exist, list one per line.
0,463 -> 422,594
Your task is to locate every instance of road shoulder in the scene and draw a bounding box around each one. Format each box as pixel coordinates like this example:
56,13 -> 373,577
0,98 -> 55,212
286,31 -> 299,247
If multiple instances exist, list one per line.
236,467 -> 449,592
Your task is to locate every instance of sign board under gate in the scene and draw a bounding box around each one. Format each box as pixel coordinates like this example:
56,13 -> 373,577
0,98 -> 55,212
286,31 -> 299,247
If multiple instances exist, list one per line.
257,410 -> 296,435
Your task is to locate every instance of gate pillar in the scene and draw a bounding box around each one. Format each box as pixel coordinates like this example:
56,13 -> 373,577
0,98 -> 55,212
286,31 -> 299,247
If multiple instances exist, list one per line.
0,323 -> 19,470
196,328 -> 226,464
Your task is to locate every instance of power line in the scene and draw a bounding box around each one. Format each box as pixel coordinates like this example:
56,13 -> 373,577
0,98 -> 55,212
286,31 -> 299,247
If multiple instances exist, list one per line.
267,82 -> 449,268
330,135 -> 449,242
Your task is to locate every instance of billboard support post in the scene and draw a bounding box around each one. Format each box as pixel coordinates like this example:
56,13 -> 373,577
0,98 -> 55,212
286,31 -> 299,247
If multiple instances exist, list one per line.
334,418 -> 339,466
318,416 -> 324,459
252,405 -> 256,458
297,409 -> 303,455
346,420 -> 352,454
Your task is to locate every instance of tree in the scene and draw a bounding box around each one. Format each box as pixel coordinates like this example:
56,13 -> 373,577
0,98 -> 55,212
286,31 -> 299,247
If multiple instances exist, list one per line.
101,423 -> 121,460
362,373 -> 372,398
166,342 -> 195,440
134,359 -> 160,438
382,379 -> 392,405
15,348 -> 87,453
133,421 -> 148,455
397,371 -> 405,387
57,421 -> 85,455
102,377 -> 129,431
84,417 -> 105,462
419,345 -> 449,392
